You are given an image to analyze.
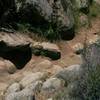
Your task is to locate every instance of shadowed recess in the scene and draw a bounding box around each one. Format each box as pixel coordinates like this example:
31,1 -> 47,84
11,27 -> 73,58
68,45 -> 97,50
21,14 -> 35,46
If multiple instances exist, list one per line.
0,41 -> 32,69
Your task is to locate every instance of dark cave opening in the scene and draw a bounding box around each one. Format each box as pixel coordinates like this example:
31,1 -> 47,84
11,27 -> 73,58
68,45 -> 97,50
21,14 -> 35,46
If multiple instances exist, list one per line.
60,27 -> 75,40
0,42 -> 32,69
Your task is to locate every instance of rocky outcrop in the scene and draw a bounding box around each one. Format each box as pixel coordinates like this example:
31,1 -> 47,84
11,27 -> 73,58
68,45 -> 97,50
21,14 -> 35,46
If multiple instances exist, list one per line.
51,0 -> 75,39
19,72 -> 47,88
16,0 -> 53,24
6,83 -> 20,94
16,0 -> 75,40
55,64 -> 82,83
0,0 -> 93,40
42,77 -> 65,93
5,88 -> 35,100
4,60 -> 17,74
32,42 -> 61,60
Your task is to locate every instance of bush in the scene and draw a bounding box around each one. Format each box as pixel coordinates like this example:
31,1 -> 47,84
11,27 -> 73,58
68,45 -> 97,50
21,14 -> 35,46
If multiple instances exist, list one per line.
89,2 -> 100,18
77,41 -> 100,100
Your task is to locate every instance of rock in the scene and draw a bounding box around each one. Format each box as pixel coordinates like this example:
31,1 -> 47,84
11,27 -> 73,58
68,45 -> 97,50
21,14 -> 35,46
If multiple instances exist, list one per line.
0,83 -> 8,92
0,33 -> 32,69
0,83 -> 8,100
55,64 -> 82,84
48,65 -> 63,75
32,42 -> 61,60
0,32 -> 31,47
16,0 -> 75,39
75,0 -> 90,13
72,43 -> 84,54
16,0 -> 53,23
5,88 -> 35,100
34,60 -> 53,71
42,77 -> 65,93
6,83 -> 21,94
20,72 -> 47,88
52,0 -> 75,39
4,60 -> 17,74
41,42 -> 60,52
26,81 -> 42,93
0,59 -> 8,74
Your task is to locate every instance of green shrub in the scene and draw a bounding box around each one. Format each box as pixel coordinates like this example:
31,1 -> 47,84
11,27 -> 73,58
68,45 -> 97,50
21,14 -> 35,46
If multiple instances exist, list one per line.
89,2 -> 100,18
77,41 -> 100,100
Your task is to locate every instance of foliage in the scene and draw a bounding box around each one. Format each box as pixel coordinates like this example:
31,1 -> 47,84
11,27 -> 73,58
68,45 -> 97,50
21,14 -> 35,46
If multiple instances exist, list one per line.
17,22 -> 61,42
77,41 -> 100,100
89,2 -> 100,18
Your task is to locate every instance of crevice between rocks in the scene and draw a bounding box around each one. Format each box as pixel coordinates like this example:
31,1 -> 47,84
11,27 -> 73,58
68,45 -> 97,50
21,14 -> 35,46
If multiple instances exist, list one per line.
0,41 -> 32,69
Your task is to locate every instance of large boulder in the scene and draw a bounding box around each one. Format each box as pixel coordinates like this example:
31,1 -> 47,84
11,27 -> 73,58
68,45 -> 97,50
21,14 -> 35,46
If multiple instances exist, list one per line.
33,60 -> 53,72
15,0 -> 53,24
5,88 -> 35,100
52,0 -> 75,39
19,72 -> 47,88
0,83 -> 8,100
42,77 -> 65,92
4,60 -> 17,74
55,64 -> 82,84
0,0 -> 75,40
32,42 -> 61,60
6,83 -> 21,95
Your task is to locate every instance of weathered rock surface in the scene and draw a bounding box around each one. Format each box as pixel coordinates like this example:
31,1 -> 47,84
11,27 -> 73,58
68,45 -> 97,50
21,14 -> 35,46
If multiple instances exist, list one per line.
16,0 -> 53,23
19,72 -> 47,88
33,60 -> 53,72
48,65 -> 63,75
6,83 -> 21,94
0,0 -> 93,40
52,0 -> 75,39
55,64 -> 81,83
4,60 -> 17,74
25,81 -> 42,93
32,42 -> 61,60
42,77 -> 65,92
0,83 -> 8,100
5,88 -> 35,100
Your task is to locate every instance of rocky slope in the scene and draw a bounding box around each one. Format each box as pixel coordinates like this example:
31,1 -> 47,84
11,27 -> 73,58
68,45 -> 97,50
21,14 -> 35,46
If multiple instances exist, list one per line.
0,0 -> 96,40
0,0 -> 100,100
